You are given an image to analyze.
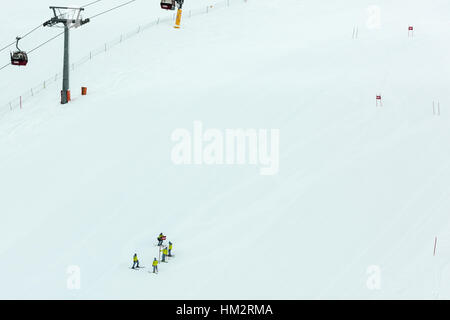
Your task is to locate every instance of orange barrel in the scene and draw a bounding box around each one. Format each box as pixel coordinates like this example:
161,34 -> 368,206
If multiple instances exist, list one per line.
81,87 -> 87,96
67,90 -> 71,102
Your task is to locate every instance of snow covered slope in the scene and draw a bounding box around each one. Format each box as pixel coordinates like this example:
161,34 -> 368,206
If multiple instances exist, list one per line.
1,0 -> 450,299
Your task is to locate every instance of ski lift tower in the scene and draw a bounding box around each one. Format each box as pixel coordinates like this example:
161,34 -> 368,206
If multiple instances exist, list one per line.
44,6 -> 90,104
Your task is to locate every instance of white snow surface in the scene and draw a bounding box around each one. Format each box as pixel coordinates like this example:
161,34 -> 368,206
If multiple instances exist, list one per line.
1,0 -> 450,299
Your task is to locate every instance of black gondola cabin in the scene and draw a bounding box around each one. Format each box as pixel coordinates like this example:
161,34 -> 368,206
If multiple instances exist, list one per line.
10,37 -> 28,66
11,51 -> 28,66
161,0 -> 176,10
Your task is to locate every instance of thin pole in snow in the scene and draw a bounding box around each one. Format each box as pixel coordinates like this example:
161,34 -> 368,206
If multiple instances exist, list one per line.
20,96 -> 22,109
433,101 -> 440,116
352,26 -> 358,39
434,236 -> 437,256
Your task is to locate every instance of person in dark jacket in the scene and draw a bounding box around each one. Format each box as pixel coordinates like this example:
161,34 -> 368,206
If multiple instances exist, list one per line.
157,233 -> 165,246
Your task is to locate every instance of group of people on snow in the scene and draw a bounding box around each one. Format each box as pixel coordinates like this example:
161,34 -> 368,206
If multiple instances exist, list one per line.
132,233 -> 174,274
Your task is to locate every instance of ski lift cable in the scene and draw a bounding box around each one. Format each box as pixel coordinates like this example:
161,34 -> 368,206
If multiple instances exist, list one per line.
1,0 -> 132,69
88,0 -> 138,20
0,23 -> 43,53
0,62 -> 10,71
27,30 -> 66,55
82,0 -> 103,8
0,41 -> 16,53
21,24 -> 44,39
0,30 -> 65,72
27,19 -> 84,56
0,0 -> 100,53
0,0 -> 131,53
